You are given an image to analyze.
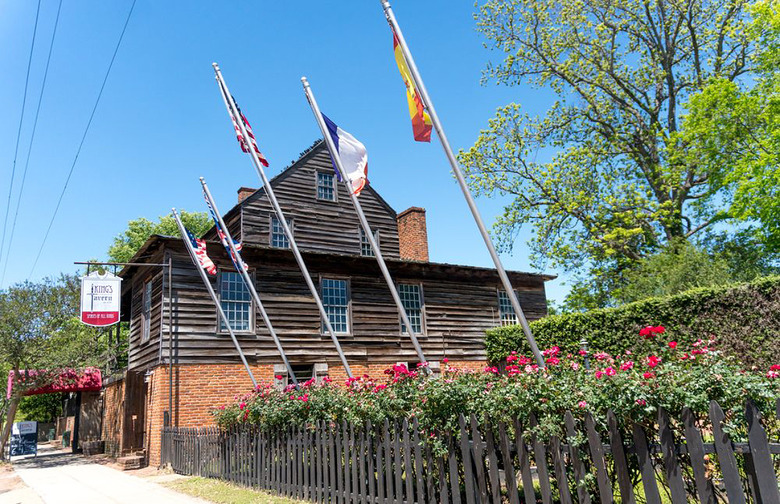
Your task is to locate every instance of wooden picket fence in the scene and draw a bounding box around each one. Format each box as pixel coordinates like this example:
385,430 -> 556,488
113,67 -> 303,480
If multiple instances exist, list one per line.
161,399 -> 780,504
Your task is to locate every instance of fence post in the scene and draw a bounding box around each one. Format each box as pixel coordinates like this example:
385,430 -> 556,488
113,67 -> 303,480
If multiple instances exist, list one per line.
745,400 -> 780,504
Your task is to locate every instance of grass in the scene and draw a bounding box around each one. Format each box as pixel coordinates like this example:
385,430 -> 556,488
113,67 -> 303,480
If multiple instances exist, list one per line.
163,476 -> 306,504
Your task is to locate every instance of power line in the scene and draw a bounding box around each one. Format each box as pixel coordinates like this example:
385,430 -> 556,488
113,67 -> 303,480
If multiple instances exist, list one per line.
28,0 -> 138,279
0,0 -> 64,287
0,0 -> 42,277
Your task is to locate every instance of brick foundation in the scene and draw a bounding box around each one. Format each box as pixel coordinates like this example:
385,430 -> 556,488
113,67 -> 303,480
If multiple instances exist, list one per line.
138,359 -> 485,467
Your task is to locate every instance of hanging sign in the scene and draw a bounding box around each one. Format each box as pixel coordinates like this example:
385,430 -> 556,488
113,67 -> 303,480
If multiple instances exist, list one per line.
80,271 -> 122,326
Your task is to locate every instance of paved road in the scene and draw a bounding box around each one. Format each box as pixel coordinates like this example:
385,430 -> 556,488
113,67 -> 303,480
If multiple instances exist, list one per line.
3,447 -> 208,504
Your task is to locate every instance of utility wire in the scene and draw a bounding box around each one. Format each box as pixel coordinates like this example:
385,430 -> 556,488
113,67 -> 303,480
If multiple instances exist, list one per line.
0,0 -> 42,278
28,0 -> 137,279
1,0 -> 64,287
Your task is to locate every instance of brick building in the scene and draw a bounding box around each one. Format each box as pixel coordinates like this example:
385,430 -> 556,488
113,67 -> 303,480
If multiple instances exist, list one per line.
102,140 -> 553,466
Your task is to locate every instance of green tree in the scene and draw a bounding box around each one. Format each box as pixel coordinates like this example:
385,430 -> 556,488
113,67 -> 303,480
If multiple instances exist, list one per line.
677,0 -> 779,247
107,211 -> 211,263
0,276 -> 108,459
615,239 -> 733,303
460,0 -> 777,306
18,394 -> 63,423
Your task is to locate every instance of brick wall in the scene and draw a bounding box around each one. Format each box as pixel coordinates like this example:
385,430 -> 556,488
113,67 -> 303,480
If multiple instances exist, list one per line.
146,363 -> 276,466
144,359 -> 486,466
396,207 -> 429,262
102,378 -> 125,458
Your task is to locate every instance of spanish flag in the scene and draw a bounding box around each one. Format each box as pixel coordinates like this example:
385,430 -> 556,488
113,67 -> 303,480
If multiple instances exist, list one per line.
393,31 -> 432,142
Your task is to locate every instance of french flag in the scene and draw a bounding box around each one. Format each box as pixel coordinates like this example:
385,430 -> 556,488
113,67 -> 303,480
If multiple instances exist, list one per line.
322,114 -> 368,196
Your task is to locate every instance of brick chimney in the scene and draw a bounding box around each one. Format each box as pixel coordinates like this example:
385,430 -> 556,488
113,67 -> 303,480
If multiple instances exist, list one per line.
397,207 -> 429,262
237,187 -> 256,204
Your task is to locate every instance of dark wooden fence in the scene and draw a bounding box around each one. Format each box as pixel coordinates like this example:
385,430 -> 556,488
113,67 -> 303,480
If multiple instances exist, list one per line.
161,399 -> 780,503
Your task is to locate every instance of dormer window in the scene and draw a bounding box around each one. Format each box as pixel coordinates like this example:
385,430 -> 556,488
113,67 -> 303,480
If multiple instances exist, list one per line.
317,171 -> 336,201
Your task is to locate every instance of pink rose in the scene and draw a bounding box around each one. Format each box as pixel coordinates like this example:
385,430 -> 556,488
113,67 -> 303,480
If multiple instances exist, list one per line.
605,367 -> 617,376
636,399 -> 646,406
668,341 -> 677,349
578,401 -> 587,408
620,361 -> 634,371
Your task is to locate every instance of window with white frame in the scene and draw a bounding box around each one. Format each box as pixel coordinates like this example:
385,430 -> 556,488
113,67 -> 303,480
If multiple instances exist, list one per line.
498,290 -> 519,326
219,271 -> 252,332
398,283 -> 423,334
321,278 -> 349,334
142,280 -> 152,342
360,228 -> 379,257
270,216 -> 291,249
317,171 -> 336,201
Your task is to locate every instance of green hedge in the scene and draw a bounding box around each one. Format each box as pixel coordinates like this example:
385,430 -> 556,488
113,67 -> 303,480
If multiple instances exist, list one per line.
487,276 -> 780,369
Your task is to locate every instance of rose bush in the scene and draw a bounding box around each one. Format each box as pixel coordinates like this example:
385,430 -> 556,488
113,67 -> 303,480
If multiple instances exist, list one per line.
214,328 -> 779,449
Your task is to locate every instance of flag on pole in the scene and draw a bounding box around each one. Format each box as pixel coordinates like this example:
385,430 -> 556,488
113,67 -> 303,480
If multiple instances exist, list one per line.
392,30 -> 432,142
321,114 -> 368,196
186,229 -> 216,275
203,190 -> 247,272
217,80 -> 269,166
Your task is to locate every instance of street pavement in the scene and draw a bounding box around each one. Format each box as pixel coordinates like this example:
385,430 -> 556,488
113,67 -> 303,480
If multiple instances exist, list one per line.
2,445 -> 208,504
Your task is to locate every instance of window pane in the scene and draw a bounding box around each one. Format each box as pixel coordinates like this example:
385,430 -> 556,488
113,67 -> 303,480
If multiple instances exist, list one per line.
498,290 -> 518,326
271,216 -> 290,249
219,271 -> 251,332
398,284 -> 423,334
360,228 -> 378,257
317,172 -> 335,201
321,278 -> 348,333
143,281 -> 152,341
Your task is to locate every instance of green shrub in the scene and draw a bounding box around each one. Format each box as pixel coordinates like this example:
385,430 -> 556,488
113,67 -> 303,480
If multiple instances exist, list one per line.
487,276 -> 780,368
213,340 -> 779,454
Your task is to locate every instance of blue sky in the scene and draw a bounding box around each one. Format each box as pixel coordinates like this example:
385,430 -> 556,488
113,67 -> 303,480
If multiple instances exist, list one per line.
0,1 -> 570,303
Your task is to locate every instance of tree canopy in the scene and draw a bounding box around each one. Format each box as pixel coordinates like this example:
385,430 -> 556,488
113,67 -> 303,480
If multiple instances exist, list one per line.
107,210 -> 211,263
461,0 -> 778,307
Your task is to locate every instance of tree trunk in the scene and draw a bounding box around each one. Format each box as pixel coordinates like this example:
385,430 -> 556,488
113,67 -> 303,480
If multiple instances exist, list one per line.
0,396 -> 20,460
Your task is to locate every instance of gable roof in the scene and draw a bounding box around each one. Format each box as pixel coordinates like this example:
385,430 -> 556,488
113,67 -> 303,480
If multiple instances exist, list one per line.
214,140 -> 397,235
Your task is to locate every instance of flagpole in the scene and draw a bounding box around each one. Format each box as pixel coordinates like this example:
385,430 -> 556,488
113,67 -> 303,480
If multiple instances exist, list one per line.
201,178 -> 298,386
212,63 -> 353,379
380,0 -> 546,368
171,207 -> 258,388
301,77 -> 429,370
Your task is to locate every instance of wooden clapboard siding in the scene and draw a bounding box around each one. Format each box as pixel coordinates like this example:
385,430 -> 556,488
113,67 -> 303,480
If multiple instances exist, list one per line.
123,238 -> 550,369
126,247 -> 167,370
206,142 -> 400,258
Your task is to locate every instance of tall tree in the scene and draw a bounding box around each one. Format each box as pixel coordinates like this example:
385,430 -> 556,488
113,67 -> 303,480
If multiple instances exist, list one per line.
107,210 -> 211,263
460,0 -> 776,303
677,0 -> 779,248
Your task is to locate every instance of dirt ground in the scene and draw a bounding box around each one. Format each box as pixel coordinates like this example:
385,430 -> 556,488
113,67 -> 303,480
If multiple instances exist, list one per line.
0,463 -> 23,494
